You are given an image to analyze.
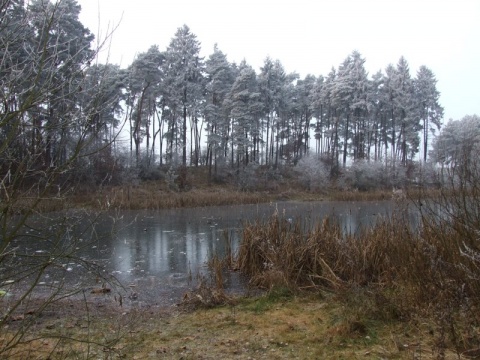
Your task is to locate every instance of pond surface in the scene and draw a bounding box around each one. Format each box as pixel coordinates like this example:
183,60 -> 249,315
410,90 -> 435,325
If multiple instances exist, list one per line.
84,201 -> 399,304
6,201 -> 406,308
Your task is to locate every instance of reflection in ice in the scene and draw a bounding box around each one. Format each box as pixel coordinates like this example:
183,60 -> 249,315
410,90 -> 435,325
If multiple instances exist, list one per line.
14,201 -> 409,306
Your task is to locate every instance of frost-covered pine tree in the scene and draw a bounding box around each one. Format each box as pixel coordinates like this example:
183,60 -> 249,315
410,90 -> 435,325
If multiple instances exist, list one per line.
431,114 -> 480,167
393,56 -> 419,165
204,44 -> 235,178
414,65 -> 444,162
163,25 -> 204,167
125,45 -> 164,166
226,61 -> 262,167
258,57 -> 289,165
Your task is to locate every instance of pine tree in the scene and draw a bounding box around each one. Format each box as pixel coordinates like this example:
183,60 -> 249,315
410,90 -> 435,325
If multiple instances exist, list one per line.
331,51 -> 369,166
430,114 -> 480,167
369,70 -> 387,161
321,67 -> 339,173
258,58 -> 288,165
414,65 -> 444,162
80,63 -> 126,179
204,44 -> 235,178
125,45 -> 164,166
294,74 -> 316,159
310,75 -> 325,155
396,57 -> 418,164
27,0 -> 95,167
163,25 -> 204,167
226,61 -> 262,167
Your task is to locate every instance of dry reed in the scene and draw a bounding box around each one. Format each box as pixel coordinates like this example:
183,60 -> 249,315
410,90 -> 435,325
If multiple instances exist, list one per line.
234,207 -> 480,353
74,185 -> 272,210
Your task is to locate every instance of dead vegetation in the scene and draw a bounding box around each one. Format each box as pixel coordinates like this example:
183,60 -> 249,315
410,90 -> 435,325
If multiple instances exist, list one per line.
229,200 -> 480,358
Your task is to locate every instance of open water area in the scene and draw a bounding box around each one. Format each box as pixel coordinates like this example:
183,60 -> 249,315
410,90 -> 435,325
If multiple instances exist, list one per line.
2,201 -> 414,309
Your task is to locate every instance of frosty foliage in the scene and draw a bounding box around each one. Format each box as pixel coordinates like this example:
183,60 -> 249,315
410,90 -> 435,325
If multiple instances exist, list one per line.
165,167 -> 179,191
340,160 -> 388,190
336,159 -> 411,190
295,155 -> 330,192
430,114 -> 480,167
236,163 -> 260,191
412,161 -> 441,187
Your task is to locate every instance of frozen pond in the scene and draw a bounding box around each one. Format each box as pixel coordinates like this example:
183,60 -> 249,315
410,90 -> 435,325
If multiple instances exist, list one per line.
5,201 -> 401,307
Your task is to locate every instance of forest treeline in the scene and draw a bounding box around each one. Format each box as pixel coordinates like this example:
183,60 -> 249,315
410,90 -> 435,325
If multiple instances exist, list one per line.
0,0 -> 458,192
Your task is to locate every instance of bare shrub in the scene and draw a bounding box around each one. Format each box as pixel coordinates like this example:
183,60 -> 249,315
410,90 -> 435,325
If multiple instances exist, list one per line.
180,277 -> 234,310
0,1 -> 123,355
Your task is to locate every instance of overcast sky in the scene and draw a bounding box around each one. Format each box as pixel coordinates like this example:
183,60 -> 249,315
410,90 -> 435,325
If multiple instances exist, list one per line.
78,0 -> 479,123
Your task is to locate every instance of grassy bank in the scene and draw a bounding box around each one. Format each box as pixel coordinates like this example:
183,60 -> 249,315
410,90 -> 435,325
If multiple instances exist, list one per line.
64,165 -> 402,211
0,290 -> 467,359
70,182 -> 395,211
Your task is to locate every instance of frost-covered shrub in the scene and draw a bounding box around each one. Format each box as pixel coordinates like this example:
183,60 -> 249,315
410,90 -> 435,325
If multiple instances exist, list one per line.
210,155 -> 229,184
236,163 -> 260,191
388,161 -> 408,188
410,161 -> 441,187
136,152 -> 164,181
341,160 -> 393,191
295,155 -> 330,192
165,167 -> 179,191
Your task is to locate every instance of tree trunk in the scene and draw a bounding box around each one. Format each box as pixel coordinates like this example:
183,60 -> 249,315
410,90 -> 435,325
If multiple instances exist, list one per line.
182,86 -> 187,167
343,113 -> 349,167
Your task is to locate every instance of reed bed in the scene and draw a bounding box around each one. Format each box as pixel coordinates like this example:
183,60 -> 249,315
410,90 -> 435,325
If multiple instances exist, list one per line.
74,185 -> 272,210
233,209 -> 480,354
329,189 -> 393,201
237,211 -> 415,293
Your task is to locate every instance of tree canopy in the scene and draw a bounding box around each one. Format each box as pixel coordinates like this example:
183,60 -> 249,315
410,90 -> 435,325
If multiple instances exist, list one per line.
1,0 -> 450,187
430,114 -> 480,167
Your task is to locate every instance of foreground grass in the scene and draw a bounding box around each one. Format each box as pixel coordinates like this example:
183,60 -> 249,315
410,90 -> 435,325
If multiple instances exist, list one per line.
1,291 -> 463,359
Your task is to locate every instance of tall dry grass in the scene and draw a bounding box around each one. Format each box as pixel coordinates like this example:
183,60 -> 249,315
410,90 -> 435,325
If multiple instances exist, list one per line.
73,185 -> 271,210
237,210 -> 416,293
234,206 -> 480,354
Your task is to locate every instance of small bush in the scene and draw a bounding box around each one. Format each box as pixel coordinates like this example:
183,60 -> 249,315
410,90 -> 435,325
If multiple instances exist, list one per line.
339,159 -> 408,191
295,155 -> 330,192
236,163 -> 260,191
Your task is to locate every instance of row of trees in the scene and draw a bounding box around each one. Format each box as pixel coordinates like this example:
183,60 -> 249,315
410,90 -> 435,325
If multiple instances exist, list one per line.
1,0 -> 445,188
124,28 -> 444,179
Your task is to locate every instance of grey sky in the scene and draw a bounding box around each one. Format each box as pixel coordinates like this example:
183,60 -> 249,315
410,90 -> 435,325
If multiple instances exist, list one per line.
78,0 -> 480,123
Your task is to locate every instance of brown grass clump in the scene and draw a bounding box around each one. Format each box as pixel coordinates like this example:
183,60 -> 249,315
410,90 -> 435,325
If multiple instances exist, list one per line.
180,278 -> 235,310
235,207 -> 480,356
